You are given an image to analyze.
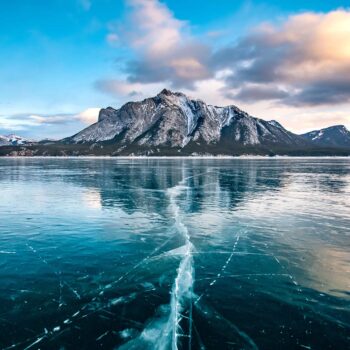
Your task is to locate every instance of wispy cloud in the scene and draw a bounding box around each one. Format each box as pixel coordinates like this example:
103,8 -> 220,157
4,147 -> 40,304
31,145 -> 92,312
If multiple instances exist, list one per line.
0,115 -> 41,131
94,79 -> 164,100
0,108 -> 100,133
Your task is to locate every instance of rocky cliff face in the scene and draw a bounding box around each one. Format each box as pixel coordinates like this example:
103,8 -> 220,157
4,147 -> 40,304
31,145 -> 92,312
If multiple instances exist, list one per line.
65,89 -> 307,155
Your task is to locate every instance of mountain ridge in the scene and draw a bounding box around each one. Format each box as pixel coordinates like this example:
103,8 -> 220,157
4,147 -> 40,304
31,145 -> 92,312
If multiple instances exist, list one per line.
301,125 -> 350,148
63,89 -> 308,153
1,89 -> 349,156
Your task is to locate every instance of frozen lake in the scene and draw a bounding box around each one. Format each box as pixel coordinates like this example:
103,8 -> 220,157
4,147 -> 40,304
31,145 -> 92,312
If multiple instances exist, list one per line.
0,158 -> 349,349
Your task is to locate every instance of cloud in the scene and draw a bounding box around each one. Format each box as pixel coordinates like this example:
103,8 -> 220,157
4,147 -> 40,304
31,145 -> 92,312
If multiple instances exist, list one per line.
0,113 -> 73,131
95,79 -> 141,97
106,0 -> 212,88
0,115 -> 39,131
0,108 -> 100,133
125,0 -> 184,55
95,79 -> 165,100
216,9 -> 350,106
284,79 -> 350,106
77,108 -> 101,124
228,85 -> 289,102
104,3 -> 350,108
29,114 -> 73,125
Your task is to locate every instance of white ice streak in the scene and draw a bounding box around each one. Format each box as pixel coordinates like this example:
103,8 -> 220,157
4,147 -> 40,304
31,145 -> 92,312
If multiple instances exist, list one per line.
165,179 -> 194,350
22,336 -> 46,350
119,175 -> 196,350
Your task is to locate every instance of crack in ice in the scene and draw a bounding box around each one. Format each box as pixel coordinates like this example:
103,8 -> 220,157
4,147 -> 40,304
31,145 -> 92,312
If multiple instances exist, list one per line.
117,172 -> 203,350
165,175 -> 195,350
195,233 -> 240,304
26,244 -> 81,304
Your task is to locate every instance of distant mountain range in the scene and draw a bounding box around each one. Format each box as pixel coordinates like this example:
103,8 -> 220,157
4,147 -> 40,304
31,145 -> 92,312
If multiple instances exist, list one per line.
1,89 -> 350,156
0,134 -> 33,147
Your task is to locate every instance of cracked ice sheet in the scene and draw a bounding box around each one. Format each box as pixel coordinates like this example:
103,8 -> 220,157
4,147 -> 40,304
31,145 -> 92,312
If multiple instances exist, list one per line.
2,235 -> 183,349
1,159 -> 350,349
193,247 -> 297,305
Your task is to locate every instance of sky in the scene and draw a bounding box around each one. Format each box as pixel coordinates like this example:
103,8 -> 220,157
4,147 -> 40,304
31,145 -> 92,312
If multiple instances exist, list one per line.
0,0 -> 349,139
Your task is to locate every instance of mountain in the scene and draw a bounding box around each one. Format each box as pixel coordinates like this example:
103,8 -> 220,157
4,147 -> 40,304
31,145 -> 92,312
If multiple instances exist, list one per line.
301,125 -> 350,148
61,89 -> 308,155
0,90 -> 349,156
0,134 -> 32,147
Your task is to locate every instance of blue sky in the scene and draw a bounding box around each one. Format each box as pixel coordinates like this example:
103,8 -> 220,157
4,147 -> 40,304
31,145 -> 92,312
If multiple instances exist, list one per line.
0,0 -> 349,139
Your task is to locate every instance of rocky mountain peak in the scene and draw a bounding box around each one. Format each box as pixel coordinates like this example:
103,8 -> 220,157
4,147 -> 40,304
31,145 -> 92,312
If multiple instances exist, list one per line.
98,106 -> 118,122
158,88 -> 174,96
67,89 -> 309,154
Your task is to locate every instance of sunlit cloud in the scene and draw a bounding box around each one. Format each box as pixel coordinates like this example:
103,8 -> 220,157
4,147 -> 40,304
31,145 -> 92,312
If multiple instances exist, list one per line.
77,108 -> 101,124
214,9 -> 350,106
105,2 -> 350,106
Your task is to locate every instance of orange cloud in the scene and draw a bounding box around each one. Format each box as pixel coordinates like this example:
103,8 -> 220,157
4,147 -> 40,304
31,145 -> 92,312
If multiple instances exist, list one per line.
220,9 -> 350,106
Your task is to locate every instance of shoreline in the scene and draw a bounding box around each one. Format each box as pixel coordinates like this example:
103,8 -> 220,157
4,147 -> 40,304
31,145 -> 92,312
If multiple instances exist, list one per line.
0,155 -> 349,160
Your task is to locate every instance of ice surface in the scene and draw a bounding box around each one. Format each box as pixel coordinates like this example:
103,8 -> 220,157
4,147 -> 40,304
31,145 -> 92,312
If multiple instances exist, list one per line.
0,158 -> 349,349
